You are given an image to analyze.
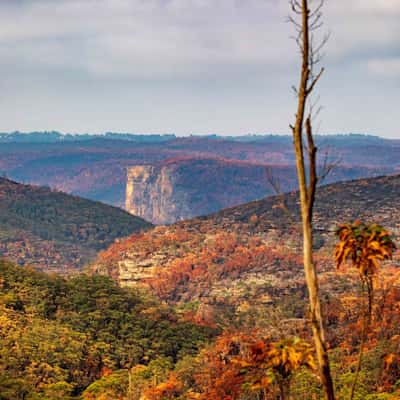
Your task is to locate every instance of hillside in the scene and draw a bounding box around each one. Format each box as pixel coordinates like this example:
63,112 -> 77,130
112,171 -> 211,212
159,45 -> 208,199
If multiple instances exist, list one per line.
125,157 -> 392,224
93,173 -> 400,310
0,178 -> 152,272
90,173 -> 400,397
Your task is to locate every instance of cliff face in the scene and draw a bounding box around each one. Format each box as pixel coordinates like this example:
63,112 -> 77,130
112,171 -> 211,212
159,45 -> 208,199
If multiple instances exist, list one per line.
126,164 -> 193,225
125,159 -> 280,224
125,158 -> 395,225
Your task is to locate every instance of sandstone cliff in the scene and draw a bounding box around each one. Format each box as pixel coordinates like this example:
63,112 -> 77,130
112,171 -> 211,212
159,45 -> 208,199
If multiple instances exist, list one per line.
125,157 -> 390,225
125,158 -> 290,224
125,163 -> 193,224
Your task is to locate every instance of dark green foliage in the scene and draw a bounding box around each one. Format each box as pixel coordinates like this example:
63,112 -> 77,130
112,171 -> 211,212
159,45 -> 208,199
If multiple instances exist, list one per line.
0,178 -> 152,270
0,259 -> 215,398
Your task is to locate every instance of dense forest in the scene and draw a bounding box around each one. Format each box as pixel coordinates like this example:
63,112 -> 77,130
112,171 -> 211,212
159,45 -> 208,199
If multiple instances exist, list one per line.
1,222 -> 400,399
0,259 -> 215,399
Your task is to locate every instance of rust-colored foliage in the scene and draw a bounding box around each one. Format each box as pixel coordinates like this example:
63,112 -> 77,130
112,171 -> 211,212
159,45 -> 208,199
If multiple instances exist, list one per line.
143,374 -> 184,400
182,332 -> 316,400
265,337 -> 315,380
335,221 -> 396,277
335,222 -> 396,400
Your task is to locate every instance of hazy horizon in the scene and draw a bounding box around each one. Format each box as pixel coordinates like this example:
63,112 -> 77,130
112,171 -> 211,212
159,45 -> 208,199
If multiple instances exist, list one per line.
2,130 -> 400,141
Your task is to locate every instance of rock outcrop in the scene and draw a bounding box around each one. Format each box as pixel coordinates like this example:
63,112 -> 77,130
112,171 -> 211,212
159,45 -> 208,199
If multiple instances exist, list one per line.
125,157 -> 391,225
125,158 -> 290,224
95,174 -> 400,307
125,163 -> 193,224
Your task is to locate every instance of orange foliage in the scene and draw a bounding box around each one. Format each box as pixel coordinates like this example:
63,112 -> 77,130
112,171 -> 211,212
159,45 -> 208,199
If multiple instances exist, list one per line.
145,232 -> 302,302
143,374 -> 184,400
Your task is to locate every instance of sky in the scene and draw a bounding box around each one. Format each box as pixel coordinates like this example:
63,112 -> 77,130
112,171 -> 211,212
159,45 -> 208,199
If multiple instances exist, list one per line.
1,0 -> 399,138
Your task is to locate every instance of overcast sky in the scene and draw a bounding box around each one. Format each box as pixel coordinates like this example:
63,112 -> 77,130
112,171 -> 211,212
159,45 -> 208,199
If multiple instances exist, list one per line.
1,0 -> 399,138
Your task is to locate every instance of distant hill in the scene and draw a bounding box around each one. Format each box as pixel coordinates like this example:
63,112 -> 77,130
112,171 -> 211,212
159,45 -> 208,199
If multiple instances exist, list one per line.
0,178 -> 152,272
92,174 -> 400,312
125,156 -> 394,224
1,132 -> 399,214
0,131 -> 177,143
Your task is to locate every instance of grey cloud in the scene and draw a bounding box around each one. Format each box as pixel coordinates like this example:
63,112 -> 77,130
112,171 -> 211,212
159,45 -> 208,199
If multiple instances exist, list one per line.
0,0 -> 295,80
0,0 -> 398,138
1,0 -> 398,79
368,58 -> 400,77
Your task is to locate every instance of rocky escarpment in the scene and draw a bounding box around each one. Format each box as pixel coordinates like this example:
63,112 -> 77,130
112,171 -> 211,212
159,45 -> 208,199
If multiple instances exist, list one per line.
96,174 -> 400,307
125,163 -> 193,225
125,157 -> 394,225
125,158 -> 295,224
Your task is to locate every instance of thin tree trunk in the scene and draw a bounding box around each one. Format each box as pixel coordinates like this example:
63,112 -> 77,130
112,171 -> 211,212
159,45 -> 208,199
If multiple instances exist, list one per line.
278,379 -> 286,400
291,1 -> 335,399
350,276 -> 373,400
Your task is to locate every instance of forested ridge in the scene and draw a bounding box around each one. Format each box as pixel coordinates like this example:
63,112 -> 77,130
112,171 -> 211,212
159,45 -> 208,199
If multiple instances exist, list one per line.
0,174 -> 398,399
0,178 -> 152,272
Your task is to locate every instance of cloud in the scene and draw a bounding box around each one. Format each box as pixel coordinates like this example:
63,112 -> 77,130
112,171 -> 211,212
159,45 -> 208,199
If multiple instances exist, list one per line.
0,0 -> 295,80
0,0 -> 398,81
367,58 -> 400,77
324,1 -> 400,60
0,0 -> 398,137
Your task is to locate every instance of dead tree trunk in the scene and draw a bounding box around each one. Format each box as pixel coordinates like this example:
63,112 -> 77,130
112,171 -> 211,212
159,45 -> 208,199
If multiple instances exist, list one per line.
289,1 -> 335,399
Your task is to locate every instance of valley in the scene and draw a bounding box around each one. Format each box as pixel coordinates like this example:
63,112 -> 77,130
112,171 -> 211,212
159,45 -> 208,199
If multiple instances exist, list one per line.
2,133 -> 399,223
2,0 -> 399,398
0,152 -> 399,398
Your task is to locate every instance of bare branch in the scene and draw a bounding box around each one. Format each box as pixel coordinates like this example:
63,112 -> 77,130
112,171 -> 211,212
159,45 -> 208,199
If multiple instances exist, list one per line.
290,0 -> 303,14
309,0 -> 324,18
287,15 -> 302,30
265,166 -> 295,222
318,151 -> 342,183
306,67 -> 324,95
306,115 -> 318,221
265,166 -> 282,195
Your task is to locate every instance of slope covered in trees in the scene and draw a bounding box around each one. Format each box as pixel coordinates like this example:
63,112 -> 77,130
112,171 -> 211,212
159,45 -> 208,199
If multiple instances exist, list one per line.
0,178 -> 152,272
94,174 -> 400,303
0,175 -> 399,398
87,174 -> 400,398
0,258 -> 214,399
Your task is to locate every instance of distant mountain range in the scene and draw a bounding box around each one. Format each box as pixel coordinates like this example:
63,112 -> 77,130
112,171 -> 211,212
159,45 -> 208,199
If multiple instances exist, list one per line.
0,131 -> 176,143
1,132 -> 399,221
0,178 -> 152,272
